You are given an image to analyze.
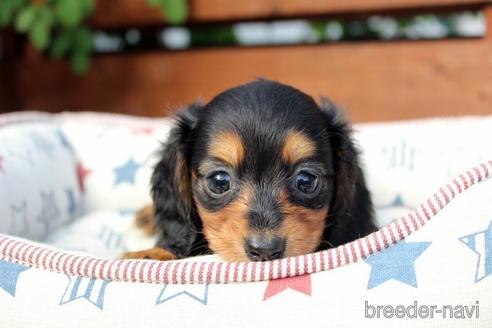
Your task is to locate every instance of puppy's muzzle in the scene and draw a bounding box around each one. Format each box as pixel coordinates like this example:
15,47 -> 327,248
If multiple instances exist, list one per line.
245,235 -> 285,261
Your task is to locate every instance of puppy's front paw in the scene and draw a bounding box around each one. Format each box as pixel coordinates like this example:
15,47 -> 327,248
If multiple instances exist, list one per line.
123,247 -> 177,261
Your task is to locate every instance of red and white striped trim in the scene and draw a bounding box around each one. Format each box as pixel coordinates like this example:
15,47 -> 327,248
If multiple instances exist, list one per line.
1,160 -> 491,284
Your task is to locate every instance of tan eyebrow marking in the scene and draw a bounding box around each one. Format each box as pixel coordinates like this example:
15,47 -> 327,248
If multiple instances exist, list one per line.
282,131 -> 316,164
208,131 -> 245,168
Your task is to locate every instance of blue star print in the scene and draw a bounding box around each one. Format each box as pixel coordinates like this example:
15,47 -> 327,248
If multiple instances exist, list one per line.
65,188 -> 77,217
60,276 -> 111,310
118,209 -> 136,217
382,139 -> 415,170
9,201 -> 29,237
29,133 -> 54,158
379,194 -> 408,210
156,284 -> 209,305
365,240 -> 431,289
113,158 -> 140,186
460,220 -> 492,283
0,154 -> 5,173
97,226 -> 123,249
37,190 -> 61,235
0,260 -> 29,297
391,194 -> 405,207
7,147 -> 34,166
56,129 -> 72,151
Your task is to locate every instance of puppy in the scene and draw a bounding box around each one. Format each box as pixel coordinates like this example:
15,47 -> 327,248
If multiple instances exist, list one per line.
125,79 -> 376,262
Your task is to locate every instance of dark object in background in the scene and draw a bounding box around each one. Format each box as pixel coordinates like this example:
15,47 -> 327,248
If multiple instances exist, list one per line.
93,12 -> 484,53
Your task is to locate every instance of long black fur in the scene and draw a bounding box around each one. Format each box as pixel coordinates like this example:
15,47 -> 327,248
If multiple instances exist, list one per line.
151,103 -> 207,257
317,98 -> 376,248
150,79 -> 376,258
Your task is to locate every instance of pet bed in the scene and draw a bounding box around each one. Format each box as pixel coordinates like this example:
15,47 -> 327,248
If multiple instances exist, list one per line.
0,111 -> 491,327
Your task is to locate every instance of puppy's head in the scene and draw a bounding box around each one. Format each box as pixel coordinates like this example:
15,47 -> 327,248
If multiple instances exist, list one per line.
152,79 -> 375,261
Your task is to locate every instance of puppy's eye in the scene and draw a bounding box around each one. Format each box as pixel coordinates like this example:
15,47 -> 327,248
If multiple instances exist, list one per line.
295,171 -> 318,194
206,171 -> 231,194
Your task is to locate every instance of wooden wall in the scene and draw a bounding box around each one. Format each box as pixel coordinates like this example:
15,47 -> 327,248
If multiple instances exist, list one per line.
2,0 -> 492,122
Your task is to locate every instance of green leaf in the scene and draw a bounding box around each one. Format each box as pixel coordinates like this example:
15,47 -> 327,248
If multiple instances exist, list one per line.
0,0 -> 26,26
71,51 -> 90,74
11,0 -> 26,7
14,5 -> 36,32
310,21 -> 326,41
70,27 -> 93,74
0,4 -> 14,26
37,5 -> 55,28
162,0 -> 188,24
56,0 -> 82,27
50,30 -> 71,58
80,0 -> 95,16
73,27 -> 93,53
29,21 -> 50,50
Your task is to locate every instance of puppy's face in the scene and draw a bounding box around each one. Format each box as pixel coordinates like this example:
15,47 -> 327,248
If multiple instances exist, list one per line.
188,84 -> 335,261
152,80 -> 375,262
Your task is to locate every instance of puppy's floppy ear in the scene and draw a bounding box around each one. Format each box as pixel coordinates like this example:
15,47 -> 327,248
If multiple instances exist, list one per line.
151,103 -> 206,257
318,98 -> 376,248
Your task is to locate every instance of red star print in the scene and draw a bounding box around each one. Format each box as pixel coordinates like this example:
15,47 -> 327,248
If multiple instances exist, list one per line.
76,161 -> 92,193
263,274 -> 312,301
0,155 -> 4,173
131,126 -> 154,135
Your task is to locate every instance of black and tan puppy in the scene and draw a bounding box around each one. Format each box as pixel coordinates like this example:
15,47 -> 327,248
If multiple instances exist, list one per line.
125,79 -> 376,262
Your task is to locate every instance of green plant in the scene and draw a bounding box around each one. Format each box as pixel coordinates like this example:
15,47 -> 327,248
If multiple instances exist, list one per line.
0,0 -> 188,74
148,0 -> 188,25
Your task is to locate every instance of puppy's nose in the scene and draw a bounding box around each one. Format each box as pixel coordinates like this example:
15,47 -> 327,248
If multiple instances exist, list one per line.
245,236 -> 285,261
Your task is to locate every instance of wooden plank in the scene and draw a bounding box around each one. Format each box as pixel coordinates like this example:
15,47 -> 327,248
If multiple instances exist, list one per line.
90,0 -> 491,28
0,64 -> 15,112
13,39 -> 492,122
189,0 -> 491,22
0,31 -> 18,112
484,3 -> 492,39
90,0 -> 164,28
